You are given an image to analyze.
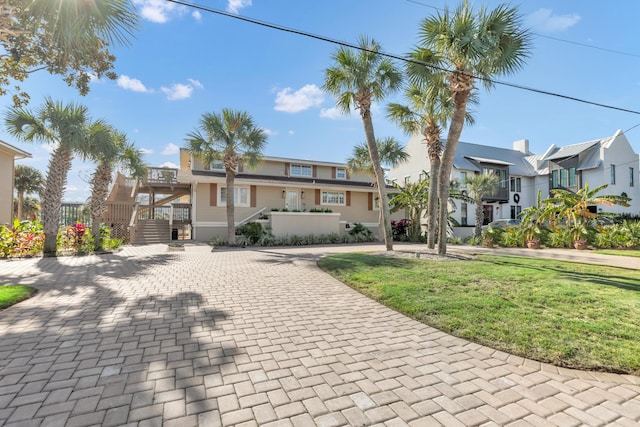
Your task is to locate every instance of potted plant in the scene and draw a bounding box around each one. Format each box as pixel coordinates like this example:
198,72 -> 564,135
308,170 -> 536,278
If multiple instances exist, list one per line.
523,222 -> 541,249
483,227 -> 497,248
570,223 -> 588,250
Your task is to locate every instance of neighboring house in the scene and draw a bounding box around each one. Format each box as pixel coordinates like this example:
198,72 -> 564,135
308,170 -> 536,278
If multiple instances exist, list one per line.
177,148 -> 396,242
0,140 -> 31,225
390,130 -> 640,236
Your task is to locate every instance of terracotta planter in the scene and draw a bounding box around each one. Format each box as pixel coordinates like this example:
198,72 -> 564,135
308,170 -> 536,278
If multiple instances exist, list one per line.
526,239 -> 541,249
484,238 -> 494,248
573,240 -> 587,250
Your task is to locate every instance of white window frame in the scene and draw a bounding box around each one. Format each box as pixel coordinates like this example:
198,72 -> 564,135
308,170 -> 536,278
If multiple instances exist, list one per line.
210,160 -> 224,170
321,191 -> 345,206
336,167 -> 346,180
290,164 -> 312,177
219,186 -> 250,207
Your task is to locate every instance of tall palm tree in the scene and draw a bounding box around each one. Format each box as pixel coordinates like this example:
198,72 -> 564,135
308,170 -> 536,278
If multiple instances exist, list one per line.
387,62 -> 476,249
14,164 -> 44,221
13,196 -> 40,220
88,127 -> 146,249
417,1 -> 531,254
465,173 -> 500,237
185,109 -> 267,245
4,97 -> 95,256
323,35 -> 403,251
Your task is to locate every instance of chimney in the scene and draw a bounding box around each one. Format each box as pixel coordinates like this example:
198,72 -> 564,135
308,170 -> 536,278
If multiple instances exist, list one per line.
513,139 -> 530,154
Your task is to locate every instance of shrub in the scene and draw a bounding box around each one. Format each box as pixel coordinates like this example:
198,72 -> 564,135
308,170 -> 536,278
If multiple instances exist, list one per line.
391,219 -> 409,241
349,223 -> 375,243
210,236 -> 228,247
236,222 -> 265,244
0,219 -> 44,258
57,222 -> 94,254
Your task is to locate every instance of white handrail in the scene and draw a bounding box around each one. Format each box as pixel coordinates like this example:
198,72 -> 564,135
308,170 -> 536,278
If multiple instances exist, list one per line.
236,207 -> 267,227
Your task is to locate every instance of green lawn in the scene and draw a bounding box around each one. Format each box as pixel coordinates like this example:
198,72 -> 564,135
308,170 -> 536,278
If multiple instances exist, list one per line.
318,253 -> 640,375
593,249 -> 640,258
0,285 -> 36,309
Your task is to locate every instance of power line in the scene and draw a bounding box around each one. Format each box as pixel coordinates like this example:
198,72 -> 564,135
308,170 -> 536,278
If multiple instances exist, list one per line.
406,0 -> 640,59
165,0 -> 640,116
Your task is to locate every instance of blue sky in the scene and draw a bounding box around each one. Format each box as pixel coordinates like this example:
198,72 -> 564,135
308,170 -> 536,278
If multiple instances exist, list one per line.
6,0 -> 640,202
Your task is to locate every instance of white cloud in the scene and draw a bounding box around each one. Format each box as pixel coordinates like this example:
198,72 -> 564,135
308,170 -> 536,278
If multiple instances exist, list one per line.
187,78 -> 204,89
274,84 -> 325,113
133,0 -> 181,23
227,0 -> 252,14
160,161 -> 178,169
192,10 -> 201,21
139,147 -> 154,155
117,75 -> 151,93
261,128 -> 277,137
288,130 -> 295,135
161,143 -> 180,155
527,8 -> 580,32
161,83 -> 193,101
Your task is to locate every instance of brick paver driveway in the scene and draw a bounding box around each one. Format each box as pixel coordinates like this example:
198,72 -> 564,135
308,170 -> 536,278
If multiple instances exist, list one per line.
0,243 -> 638,426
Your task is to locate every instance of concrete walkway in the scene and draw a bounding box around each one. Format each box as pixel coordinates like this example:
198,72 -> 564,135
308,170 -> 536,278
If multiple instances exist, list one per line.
0,243 -> 638,426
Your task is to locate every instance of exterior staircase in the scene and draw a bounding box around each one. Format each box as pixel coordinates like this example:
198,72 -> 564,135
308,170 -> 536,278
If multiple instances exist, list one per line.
131,220 -> 171,245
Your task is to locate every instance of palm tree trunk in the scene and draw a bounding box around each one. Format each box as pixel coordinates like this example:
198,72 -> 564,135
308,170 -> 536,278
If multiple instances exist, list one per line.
437,89 -> 470,255
90,162 -> 112,250
361,112 -> 393,251
17,192 -> 24,221
226,170 -> 236,245
474,198 -> 483,237
426,156 -> 440,249
42,146 -> 73,256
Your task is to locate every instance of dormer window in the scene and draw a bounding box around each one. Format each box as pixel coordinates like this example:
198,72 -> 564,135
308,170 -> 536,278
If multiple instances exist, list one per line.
291,164 -> 312,177
336,167 -> 346,180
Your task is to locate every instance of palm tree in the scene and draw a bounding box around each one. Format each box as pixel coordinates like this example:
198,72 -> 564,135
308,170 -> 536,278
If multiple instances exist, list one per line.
389,177 -> 429,240
417,1 -> 531,254
14,165 -> 44,221
323,35 -> 403,251
4,97 -> 95,256
185,109 -> 267,245
1,0 -> 139,106
88,128 -> 146,250
465,173 -> 500,237
13,196 -> 40,220
346,137 -> 409,176
387,62 -> 476,249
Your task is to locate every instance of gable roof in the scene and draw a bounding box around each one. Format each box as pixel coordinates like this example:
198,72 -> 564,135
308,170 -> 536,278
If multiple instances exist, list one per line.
0,140 -> 31,159
452,141 -> 537,176
545,140 -> 600,161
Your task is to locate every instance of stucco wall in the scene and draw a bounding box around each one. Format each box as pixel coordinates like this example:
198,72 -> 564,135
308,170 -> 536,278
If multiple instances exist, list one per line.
270,212 -> 340,237
0,151 -> 14,225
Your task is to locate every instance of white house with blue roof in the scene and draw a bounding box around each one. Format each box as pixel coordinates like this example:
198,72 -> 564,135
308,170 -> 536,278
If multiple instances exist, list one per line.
390,130 -> 640,235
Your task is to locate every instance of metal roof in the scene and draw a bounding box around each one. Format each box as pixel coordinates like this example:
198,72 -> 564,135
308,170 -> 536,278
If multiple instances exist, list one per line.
452,141 -> 537,176
545,140 -> 599,161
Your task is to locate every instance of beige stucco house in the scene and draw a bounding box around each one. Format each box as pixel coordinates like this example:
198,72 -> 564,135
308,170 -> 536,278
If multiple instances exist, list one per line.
0,140 -> 31,225
177,148 -> 397,242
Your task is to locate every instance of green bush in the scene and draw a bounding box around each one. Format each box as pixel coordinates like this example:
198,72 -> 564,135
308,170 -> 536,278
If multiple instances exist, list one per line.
0,219 -> 44,258
236,222 -> 265,244
348,223 -> 375,242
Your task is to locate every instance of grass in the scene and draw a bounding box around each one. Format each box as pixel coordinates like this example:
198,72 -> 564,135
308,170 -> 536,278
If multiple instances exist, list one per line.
0,285 -> 37,309
318,253 -> 640,375
593,249 -> 640,258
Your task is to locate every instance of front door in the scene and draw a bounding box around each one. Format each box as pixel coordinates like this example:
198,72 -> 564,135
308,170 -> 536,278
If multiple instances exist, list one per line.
286,190 -> 299,210
483,205 -> 493,225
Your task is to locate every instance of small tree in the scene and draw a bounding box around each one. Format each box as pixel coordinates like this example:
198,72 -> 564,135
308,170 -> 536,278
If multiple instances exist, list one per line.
389,177 -> 429,240
14,165 -> 43,221
465,174 -> 500,237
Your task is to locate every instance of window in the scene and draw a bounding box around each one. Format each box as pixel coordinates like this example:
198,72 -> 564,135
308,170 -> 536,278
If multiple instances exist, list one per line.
291,164 -> 312,177
510,205 -> 521,219
373,195 -> 380,210
510,177 -> 521,192
499,170 -> 507,188
419,172 -> 427,182
569,167 -> 576,187
210,160 -> 224,170
220,186 -> 249,207
552,170 -> 559,188
321,191 -> 345,205
560,169 -> 568,187
461,203 -> 468,226
336,167 -> 346,180
404,176 -> 410,184
460,171 -> 467,184
630,167 -> 634,187
610,164 -> 616,185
